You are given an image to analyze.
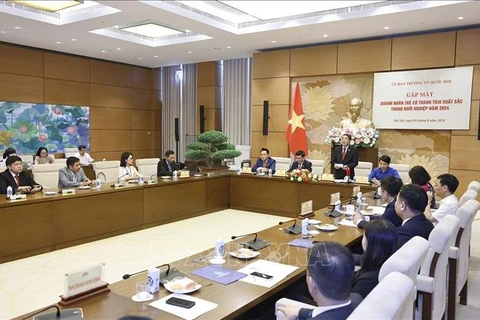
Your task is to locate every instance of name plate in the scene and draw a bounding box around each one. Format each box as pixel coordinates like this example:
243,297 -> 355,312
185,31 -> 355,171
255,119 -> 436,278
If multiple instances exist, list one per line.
61,189 -> 76,195
8,194 -> 27,200
301,200 -> 313,215
330,192 -> 341,205
242,167 -> 252,174
322,173 -> 334,181
274,170 -> 286,177
112,183 -> 125,188
352,186 -> 361,197
63,263 -> 106,298
179,170 -> 190,178
355,176 -> 369,184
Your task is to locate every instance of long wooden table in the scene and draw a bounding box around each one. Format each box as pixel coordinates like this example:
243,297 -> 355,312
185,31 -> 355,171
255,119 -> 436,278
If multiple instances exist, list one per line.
0,173 -> 373,263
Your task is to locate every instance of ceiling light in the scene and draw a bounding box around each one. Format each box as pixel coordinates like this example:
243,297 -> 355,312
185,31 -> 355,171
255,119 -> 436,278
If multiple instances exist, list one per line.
1,31 -> 6,34
139,57 -> 143,60
226,46 -> 231,49
56,41 -> 61,44
11,0 -> 83,12
458,16 -> 465,20
121,23 -> 183,38
219,1 -> 379,20
188,51 -> 192,54
271,40 -> 277,43
383,26 -> 390,30
323,34 -> 328,38
154,55 -> 159,58
101,50 -> 106,53
71,38 -> 76,41
14,26 -> 21,30
116,48 -> 121,50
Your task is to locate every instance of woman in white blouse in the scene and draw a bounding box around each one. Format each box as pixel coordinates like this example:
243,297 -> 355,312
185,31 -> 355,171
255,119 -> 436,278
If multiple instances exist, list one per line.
118,152 -> 142,182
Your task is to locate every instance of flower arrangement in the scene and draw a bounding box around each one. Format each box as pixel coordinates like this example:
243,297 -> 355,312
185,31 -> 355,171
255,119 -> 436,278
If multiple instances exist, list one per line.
325,127 -> 380,148
286,169 -> 319,183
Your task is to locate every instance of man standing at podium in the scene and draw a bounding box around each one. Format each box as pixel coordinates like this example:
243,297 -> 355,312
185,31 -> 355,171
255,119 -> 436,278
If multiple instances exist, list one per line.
332,134 -> 358,180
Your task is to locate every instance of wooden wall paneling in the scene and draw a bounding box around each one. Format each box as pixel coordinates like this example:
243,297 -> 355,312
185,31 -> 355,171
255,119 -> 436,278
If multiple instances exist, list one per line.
132,67 -> 153,89
252,104 -> 289,132
290,45 -> 337,77
90,84 -> 133,108
251,132 -> 288,159
452,100 -> 479,136
252,50 -> 290,79
153,68 -> 161,91
0,202 -> 53,258
205,177 -> 230,211
90,151 -> 123,161
472,65 -> 480,100
338,39 -> 391,73
197,86 -> 219,108
0,73 -> 44,102
132,109 -> 156,130
131,150 -> 157,159
44,79 -> 89,105
449,169 -> 480,199
455,28 -> 480,66
132,88 -> 154,110
44,52 -> 89,82
0,44 -> 43,77
252,77 -> 290,106
90,60 -> 133,87
392,31 -> 456,70
132,130 -> 155,150
90,129 -> 133,152
450,135 -> 480,170
90,107 -> 133,130
197,61 -> 221,87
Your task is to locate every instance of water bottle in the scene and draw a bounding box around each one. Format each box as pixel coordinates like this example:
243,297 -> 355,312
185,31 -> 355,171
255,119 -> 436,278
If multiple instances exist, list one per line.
139,175 -> 144,184
95,179 -> 101,189
301,218 -> 309,239
356,191 -> 363,208
147,266 -> 160,294
268,168 -> 272,177
215,238 -> 225,258
172,171 -> 178,181
6,186 -> 13,199
26,161 -> 32,170
237,168 -> 242,175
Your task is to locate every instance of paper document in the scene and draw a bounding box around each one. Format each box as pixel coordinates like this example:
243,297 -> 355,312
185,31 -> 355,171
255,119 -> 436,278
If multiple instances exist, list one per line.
338,218 -> 357,228
334,163 -> 343,169
149,293 -> 217,320
238,259 -> 298,288
367,206 -> 386,215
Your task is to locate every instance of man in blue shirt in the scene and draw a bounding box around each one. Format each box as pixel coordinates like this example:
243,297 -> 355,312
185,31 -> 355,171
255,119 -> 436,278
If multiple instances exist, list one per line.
368,155 -> 400,186
252,148 -> 276,174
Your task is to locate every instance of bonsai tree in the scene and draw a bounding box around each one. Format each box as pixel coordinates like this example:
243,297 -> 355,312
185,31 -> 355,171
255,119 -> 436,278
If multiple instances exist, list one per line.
185,130 -> 241,167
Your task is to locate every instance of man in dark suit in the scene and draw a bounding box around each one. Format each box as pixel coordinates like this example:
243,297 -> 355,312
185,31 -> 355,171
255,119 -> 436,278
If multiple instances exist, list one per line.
277,242 -> 355,320
0,156 -> 43,194
287,150 -> 312,172
395,184 -> 434,248
331,134 -> 358,180
353,176 -> 404,228
157,150 -> 179,177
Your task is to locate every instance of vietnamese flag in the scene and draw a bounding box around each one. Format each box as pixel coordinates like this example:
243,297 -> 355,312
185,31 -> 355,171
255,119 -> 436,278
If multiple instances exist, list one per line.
286,82 -> 308,156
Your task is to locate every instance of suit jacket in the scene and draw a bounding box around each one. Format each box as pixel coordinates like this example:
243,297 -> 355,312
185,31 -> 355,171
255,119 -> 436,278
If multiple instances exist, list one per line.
350,269 -> 380,308
299,303 -> 354,320
58,166 -> 88,188
397,213 -> 434,248
157,159 -> 179,177
287,160 -> 312,172
358,200 -> 403,229
0,169 -> 43,194
251,157 -> 276,173
331,145 -> 358,179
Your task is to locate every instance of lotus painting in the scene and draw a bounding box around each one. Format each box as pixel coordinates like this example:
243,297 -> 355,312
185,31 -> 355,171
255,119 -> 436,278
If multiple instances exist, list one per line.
0,101 -> 90,154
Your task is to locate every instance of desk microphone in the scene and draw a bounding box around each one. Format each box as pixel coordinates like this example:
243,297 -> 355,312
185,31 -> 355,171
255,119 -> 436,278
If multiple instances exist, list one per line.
96,172 -> 106,181
279,219 -> 302,235
122,263 -> 187,284
19,305 -> 82,320
231,232 -> 269,251
117,173 -> 129,183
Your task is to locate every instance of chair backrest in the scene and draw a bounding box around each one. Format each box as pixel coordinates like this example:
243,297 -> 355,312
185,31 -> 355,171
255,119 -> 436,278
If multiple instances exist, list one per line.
64,147 -> 78,158
390,163 -> 410,183
32,163 -> 66,188
136,158 -> 160,177
379,236 -> 429,285
234,145 -> 251,167
419,214 -> 460,320
355,161 -> 373,177
275,157 -> 292,172
310,159 -> 325,176
93,161 -> 120,182
454,199 -> 480,295
467,180 -> 480,192
458,189 -> 478,207
348,272 -> 415,320
53,158 -> 67,165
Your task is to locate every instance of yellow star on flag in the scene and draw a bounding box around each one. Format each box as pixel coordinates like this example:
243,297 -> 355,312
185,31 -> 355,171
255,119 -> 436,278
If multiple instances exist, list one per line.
288,110 -> 305,134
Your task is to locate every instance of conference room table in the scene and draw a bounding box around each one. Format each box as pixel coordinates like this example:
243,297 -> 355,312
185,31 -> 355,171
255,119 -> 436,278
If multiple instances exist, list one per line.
0,172 -> 374,263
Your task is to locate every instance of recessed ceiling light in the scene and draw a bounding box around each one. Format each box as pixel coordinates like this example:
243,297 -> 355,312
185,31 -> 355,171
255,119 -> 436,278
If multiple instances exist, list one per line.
122,23 -> 184,38
271,40 -> 277,43
383,26 -> 390,30
323,34 -> 328,38
116,48 -> 121,50
188,51 -> 192,54
11,0 -> 83,12
226,46 -> 231,49
56,41 -> 61,44
139,57 -> 143,60
101,50 -> 106,53
14,26 -> 21,30
458,16 -> 465,20
154,55 -> 158,58
1,31 -> 6,34
71,38 -> 76,41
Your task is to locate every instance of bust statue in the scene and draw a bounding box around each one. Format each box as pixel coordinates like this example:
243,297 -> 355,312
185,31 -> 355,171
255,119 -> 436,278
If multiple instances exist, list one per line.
339,98 -> 374,129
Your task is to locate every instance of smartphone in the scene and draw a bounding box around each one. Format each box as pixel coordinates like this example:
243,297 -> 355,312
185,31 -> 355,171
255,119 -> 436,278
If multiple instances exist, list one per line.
165,297 -> 196,309
250,271 -> 273,280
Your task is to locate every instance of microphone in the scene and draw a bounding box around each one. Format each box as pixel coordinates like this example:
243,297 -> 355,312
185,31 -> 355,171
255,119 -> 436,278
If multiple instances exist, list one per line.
279,219 -> 302,235
122,263 -> 187,284
231,232 -> 269,251
19,305 -> 60,320
123,263 -> 171,280
117,173 -> 129,183
96,172 -> 106,181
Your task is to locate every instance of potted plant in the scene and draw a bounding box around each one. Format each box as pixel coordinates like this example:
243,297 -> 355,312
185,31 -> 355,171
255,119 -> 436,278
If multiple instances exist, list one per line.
185,130 -> 241,171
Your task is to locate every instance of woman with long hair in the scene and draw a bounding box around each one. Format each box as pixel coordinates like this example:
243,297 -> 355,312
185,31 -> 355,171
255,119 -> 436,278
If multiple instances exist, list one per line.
409,165 -> 436,208
351,219 -> 398,307
34,147 -> 55,164
117,152 -> 142,182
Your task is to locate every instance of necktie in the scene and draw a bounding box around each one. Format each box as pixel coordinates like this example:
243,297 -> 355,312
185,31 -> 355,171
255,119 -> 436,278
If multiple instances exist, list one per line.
168,163 -> 172,172
342,147 -> 346,161
15,174 -> 20,186
263,160 -> 267,168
